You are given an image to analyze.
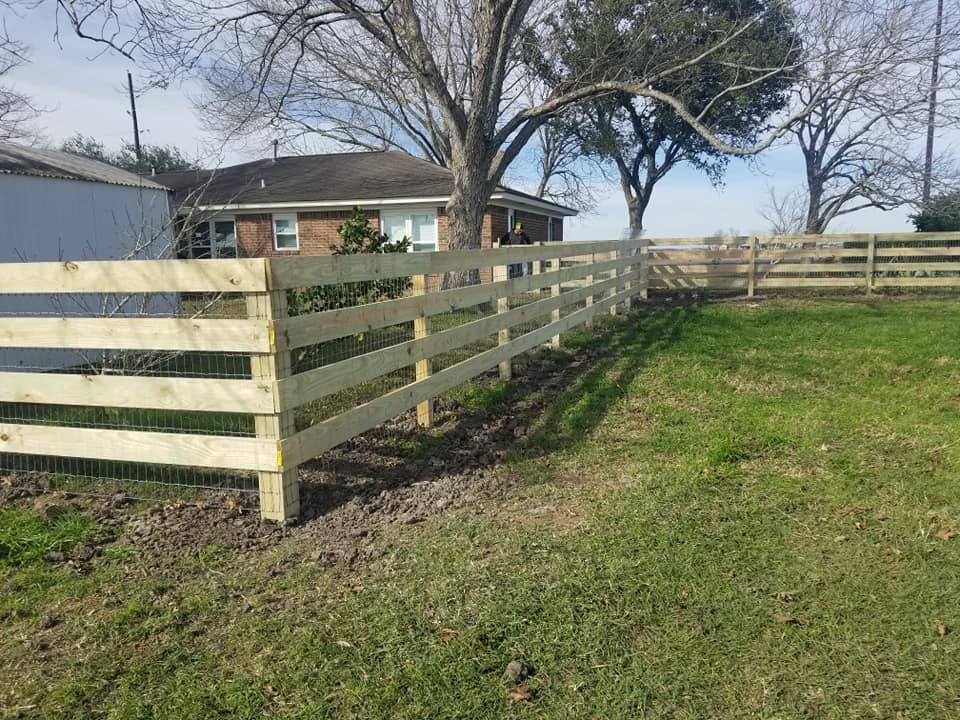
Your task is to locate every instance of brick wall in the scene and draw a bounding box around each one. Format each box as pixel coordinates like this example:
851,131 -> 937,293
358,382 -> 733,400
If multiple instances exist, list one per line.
235,209 -> 381,257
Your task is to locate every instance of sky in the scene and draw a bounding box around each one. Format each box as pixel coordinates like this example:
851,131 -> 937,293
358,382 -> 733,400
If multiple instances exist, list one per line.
4,4 -> 914,241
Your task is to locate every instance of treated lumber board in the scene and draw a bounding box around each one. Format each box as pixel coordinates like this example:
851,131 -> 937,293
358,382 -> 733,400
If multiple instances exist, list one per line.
875,262 -> 960,271
268,239 -> 643,289
649,250 -> 750,262
0,373 -> 274,414
874,231 -> 960,242
757,248 -> 868,259
0,258 -> 268,294
281,254 -> 640,349
279,270 -> 638,409
0,317 -> 272,353
872,247 -> 960,257
649,278 -> 749,289
758,263 -> 867,273
754,277 -> 863,288
873,277 -> 960,287
281,284 -> 639,466
649,261 -> 753,270
0,423 -> 280,472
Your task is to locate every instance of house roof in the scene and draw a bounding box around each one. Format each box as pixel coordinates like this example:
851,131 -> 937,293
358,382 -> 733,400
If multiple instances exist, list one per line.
154,150 -> 578,216
0,142 -> 169,191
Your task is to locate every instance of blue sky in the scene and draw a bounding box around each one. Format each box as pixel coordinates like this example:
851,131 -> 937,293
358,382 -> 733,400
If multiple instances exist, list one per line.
6,5 -> 913,241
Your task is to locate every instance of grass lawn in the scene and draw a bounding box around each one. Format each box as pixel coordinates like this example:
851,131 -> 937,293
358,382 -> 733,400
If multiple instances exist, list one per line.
3,295 -> 960,719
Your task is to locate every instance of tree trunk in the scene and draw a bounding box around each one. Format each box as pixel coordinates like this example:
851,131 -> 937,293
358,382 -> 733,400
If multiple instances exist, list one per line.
804,170 -> 827,235
443,152 -> 491,288
627,202 -> 645,239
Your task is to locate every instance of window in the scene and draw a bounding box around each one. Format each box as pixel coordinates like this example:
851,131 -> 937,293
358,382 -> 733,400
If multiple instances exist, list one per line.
180,217 -> 236,259
547,216 -> 554,243
507,209 -> 516,232
273,214 -> 299,251
381,210 -> 437,252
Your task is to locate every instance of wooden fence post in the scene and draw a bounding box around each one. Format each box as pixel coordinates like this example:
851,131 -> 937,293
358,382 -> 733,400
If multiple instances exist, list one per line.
494,239 -> 512,380
747,235 -> 758,298
247,289 -> 300,522
609,249 -> 619,317
412,273 -> 434,427
551,249 -> 562,348
865,234 -> 876,295
585,252 -> 595,328
639,238 -> 649,300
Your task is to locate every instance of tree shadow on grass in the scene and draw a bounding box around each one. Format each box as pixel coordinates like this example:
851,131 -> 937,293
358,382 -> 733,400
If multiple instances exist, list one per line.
297,301 -> 704,520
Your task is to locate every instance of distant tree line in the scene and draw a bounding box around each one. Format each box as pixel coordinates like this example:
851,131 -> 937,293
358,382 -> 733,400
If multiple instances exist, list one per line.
59,133 -> 198,174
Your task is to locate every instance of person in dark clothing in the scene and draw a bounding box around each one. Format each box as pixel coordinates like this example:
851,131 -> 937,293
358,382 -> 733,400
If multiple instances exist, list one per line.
499,221 -> 532,278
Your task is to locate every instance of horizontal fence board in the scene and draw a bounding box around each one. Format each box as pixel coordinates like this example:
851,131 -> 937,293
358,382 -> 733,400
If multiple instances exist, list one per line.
873,247 -> 960,257
280,270 -> 638,409
649,249 -> 749,261
0,317 -> 272,352
269,239 -> 643,289
282,254 -> 640,349
873,277 -> 960,287
649,261 -> 753,270
0,423 -> 280,472
0,372 -> 274,414
757,247 -> 868,259
281,285 -> 638,466
876,262 -> 960,271
755,277 -> 864,288
758,263 -> 867,274
649,279 -> 749,289
0,258 -> 268,294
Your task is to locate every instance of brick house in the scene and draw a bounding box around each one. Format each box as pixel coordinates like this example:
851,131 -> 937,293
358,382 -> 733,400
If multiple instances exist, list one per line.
155,151 -> 576,262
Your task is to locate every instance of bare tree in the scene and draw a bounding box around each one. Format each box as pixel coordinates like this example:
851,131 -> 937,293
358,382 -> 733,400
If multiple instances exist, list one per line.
787,0 -> 960,234
759,185 -> 807,234
0,16 -> 38,141
41,0 -> 810,250
530,120 -> 600,211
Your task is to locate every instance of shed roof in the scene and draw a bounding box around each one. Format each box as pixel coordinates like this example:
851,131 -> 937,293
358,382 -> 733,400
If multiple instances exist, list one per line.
0,142 -> 169,191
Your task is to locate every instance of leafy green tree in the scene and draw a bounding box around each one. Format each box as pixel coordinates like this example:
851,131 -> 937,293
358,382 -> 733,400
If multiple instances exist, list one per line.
60,133 -> 197,173
910,191 -> 960,232
531,0 -> 797,236
287,206 -> 411,316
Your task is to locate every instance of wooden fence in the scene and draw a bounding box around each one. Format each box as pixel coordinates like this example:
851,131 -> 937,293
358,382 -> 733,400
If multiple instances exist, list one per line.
648,231 -> 960,294
0,239 -> 645,521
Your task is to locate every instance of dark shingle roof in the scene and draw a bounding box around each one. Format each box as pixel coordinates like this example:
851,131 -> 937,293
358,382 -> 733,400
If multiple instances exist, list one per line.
155,150 -> 576,214
0,142 -> 169,191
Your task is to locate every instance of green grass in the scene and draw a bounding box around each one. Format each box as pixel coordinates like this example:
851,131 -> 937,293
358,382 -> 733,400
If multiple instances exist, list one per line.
0,507 -> 101,567
3,296 -> 960,718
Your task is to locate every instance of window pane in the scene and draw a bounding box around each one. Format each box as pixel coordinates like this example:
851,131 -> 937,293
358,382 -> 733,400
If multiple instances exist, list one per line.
214,220 -> 237,258
411,213 -> 436,252
275,233 -> 298,250
381,212 -> 407,244
274,218 -> 294,234
191,222 -> 211,259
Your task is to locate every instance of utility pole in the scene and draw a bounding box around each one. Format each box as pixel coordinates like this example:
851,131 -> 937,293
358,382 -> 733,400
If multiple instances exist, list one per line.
923,0 -> 945,204
127,71 -> 143,170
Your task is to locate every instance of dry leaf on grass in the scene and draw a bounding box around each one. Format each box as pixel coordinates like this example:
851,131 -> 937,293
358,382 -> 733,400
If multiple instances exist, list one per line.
507,686 -> 533,703
775,615 -> 806,625
935,527 -> 957,541
937,623 -> 949,637
439,628 -> 457,642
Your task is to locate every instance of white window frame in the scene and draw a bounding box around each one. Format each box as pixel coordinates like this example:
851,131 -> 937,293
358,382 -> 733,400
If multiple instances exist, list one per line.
183,215 -> 236,259
380,208 -> 439,253
272,213 -> 299,252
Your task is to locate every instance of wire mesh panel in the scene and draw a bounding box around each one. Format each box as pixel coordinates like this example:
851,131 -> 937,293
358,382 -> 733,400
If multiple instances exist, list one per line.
0,260 -> 270,503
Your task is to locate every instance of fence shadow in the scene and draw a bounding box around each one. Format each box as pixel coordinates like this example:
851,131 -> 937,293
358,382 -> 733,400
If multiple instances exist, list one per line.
297,301 -> 702,520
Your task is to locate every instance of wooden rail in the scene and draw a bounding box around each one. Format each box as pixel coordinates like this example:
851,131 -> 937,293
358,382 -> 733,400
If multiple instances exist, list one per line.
5,230 -> 956,522
648,232 -> 960,292
0,241 -> 645,521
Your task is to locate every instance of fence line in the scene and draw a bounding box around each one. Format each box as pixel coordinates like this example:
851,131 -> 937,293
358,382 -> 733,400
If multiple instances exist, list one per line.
4,230 -> 959,522
0,239 -> 644,521
648,232 -> 960,293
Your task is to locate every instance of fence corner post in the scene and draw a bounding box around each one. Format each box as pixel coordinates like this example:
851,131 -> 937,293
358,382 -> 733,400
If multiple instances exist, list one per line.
865,233 -> 877,295
493,239 -> 512,380
412,273 -> 434,427
747,235 -> 758,298
608,248 -> 619,317
585,251 -> 595,328
247,279 -> 300,523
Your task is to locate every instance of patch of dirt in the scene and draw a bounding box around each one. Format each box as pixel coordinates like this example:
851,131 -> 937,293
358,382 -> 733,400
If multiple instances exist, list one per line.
1,340 -> 612,569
